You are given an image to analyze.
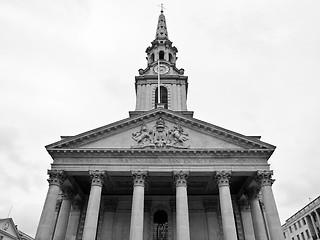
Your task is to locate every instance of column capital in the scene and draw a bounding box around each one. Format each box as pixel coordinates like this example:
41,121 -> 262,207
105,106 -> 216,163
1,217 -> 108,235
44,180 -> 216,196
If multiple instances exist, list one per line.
173,170 -> 189,188
71,200 -> 82,211
238,198 -> 251,212
61,186 -> 77,200
131,170 -> 148,187
215,170 -> 231,188
256,170 -> 275,187
47,170 -> 65,187
89,170 -> 105,187
246,186 -> 261,200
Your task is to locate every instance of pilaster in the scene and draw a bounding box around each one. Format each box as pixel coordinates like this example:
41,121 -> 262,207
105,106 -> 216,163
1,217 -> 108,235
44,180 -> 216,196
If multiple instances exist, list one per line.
203,200 -> 220,240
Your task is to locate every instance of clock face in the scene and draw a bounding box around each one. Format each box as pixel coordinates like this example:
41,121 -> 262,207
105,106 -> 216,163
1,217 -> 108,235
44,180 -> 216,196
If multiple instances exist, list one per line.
154,64 -> 169,74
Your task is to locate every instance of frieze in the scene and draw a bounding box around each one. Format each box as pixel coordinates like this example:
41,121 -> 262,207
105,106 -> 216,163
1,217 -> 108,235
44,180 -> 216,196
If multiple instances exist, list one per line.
53,158 -> 267,165
131,117 -> 189,149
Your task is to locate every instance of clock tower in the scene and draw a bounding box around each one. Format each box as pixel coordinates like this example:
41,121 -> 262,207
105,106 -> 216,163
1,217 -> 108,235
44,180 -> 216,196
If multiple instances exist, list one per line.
135,9 -> 188,112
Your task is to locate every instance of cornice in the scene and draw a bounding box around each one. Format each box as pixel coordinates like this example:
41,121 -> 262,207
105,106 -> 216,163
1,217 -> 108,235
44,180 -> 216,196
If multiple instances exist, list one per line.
135,75 -> 188,81
47,147 -> 274,158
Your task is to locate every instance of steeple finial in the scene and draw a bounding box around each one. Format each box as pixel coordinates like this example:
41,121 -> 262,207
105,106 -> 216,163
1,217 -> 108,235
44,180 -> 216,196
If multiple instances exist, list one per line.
155,4 -> 168,40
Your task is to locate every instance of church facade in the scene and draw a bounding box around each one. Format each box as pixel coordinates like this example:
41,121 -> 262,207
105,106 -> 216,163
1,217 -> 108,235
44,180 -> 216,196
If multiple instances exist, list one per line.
34,10 -> 284,240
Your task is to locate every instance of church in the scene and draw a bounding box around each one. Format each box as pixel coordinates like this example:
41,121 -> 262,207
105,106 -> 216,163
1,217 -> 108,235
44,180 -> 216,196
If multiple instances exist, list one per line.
34,9 -> 284,240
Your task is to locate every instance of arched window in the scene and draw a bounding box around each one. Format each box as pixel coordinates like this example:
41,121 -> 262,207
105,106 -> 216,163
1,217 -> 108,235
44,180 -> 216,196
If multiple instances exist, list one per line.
169,53 -> 173,63
155,86 -> 168,109
150,53 -> 155,63
159,51 -> 165,60
153,210 -> 168,240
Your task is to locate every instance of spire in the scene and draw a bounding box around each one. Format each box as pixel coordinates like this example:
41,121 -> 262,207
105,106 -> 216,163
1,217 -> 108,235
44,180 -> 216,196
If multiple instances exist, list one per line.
155,6 -> 168,40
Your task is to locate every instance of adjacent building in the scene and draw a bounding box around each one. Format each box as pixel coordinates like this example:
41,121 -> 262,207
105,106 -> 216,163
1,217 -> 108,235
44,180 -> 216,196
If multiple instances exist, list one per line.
282,196 -> 320,240
0,218 -> 33,240
34,9 -> 284,240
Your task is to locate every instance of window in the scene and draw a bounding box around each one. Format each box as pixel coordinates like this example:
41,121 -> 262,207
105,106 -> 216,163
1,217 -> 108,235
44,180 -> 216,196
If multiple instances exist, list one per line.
301,232 -> 305,240
297,234 -> 300,240
306,229 -> 310,238
298,220 -> 301,228
159,51 -> 164,60
290,226 -> 293,233
155,86 -> 168,109
292,237 -> 295,240
150,53 -> 155,63
302,218 -> 306,225
294,223 -> 297,230
169,53 -> 173,63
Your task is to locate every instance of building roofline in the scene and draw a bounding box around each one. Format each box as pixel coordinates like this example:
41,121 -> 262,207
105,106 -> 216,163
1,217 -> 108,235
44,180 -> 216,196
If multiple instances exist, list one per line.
282,196 -> 320,227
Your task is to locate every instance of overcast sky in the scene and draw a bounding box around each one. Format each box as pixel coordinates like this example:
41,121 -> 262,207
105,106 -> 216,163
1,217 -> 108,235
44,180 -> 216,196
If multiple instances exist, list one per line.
1,0 -> 320,237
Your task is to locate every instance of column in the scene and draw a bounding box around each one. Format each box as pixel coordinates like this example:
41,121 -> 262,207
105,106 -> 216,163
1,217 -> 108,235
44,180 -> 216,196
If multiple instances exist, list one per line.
203,200 -> 220,240
35,170 -> 65,240
239,198 -> 255,240
315,209 -> 320,237
53,187 -> 77,240
256,170 -> 284,240
215,171 -> 237,240
129,170 -> 147,240
100,199 -> 117,240
174,170 -> 190,240
82,170 -> 105,240
247,188 -> 268,240
65,200 -> 82,240
307,214 -> 317,239
311,213 -> 319,238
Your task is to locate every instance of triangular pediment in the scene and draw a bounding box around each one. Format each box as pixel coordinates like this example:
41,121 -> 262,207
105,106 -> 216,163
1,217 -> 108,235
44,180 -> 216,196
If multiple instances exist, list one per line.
0,218 -> 21,239
46,109 -> 275,157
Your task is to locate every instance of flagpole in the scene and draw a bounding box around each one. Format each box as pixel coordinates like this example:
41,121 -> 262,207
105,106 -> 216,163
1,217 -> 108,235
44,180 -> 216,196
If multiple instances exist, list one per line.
157,59 -> 161,104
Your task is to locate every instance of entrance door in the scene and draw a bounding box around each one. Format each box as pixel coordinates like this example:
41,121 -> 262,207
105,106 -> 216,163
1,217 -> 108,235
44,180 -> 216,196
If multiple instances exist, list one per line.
153,210 -> 168,240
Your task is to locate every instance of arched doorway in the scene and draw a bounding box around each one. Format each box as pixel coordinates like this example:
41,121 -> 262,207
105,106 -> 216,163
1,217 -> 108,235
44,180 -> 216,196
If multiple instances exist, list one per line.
153,210 -> 168,240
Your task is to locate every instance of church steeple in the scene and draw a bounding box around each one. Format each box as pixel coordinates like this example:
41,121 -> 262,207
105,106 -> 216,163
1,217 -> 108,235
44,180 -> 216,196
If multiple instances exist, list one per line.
155,9 -> 168,40
134,10 -> 188,113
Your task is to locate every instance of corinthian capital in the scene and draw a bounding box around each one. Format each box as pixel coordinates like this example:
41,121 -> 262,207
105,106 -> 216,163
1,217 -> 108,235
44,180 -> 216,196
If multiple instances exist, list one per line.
246,187 -> 261,201
256,170 -> 275,187
61,186 -> 77,200
173,170 -> 189,187
131,170 -> 148,187
215,171 -> 231,188
89,170 -> 105,187
47,170 -> 65,187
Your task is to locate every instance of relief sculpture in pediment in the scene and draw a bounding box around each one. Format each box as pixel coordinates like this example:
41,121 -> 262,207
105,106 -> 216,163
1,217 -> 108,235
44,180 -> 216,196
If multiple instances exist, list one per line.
132,117 -> 189,149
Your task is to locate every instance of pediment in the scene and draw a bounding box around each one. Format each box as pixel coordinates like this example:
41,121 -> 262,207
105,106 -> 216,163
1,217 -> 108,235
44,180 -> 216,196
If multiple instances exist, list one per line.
46,109 -> 275,156
0,218 -> 21,239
